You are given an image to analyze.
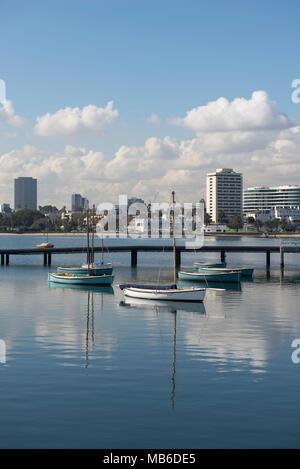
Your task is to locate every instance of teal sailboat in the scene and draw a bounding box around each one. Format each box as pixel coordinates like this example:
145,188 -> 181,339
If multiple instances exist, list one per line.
48,208 -> 114,286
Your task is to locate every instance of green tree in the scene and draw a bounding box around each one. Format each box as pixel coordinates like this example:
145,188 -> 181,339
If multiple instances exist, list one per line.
39,205 -> 58,214
11,209 -> 45,229
218,210 -> 226,223
254,219 -> 263,232
264,219 -> 280,233
280,219 -> 294,232
30,217 -> 48,231
228,215 -> 243,232
204,211 -> 212,225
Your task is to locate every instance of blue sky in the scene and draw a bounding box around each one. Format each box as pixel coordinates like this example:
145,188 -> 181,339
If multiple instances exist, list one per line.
1,0 -> 300,206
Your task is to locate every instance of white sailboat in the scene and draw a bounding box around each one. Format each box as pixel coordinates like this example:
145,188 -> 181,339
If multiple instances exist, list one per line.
119,191 -> 206,302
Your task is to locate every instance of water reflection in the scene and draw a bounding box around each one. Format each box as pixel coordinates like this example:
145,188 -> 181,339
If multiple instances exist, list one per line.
48,283 -> 114,294
119,296 -> 206,314
86,290 -> 95,369
171,312 -> 176,409
35,284 -> 115,366
119,298 -> 205,408
178,280 -> 242,292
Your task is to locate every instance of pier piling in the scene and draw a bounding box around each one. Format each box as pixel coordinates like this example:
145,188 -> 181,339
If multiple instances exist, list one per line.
266,250 -> 270,268
131,249 -> 137,267
280,244 -> 284,269
221,250 -> 226,263
5,254 -> 9,265
47,252 -> 52,266
43,253 -> 47,266
175,249 -> 181,267
1,254 -> 4,265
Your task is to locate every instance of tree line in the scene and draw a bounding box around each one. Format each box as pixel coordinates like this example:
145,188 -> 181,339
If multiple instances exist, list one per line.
0,207 -> 86,233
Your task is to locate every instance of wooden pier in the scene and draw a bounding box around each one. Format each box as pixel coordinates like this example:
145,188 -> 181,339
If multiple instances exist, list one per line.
0,244 -> 299,268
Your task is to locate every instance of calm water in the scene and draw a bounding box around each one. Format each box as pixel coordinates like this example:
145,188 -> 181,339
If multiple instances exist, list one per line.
1,235 -> 300,448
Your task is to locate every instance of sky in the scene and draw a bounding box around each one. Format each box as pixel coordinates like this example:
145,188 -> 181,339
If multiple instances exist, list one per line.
1,0 -> 300,208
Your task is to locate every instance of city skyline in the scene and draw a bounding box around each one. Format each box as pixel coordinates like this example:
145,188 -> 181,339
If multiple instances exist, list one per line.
1,1 -> 300,207
5,170 -> 300,217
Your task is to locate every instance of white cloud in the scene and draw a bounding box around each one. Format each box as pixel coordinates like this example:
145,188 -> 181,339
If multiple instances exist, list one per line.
1,122 -> 300,207
147,113 -> 161,124
34,101 -> 118,137
1,91 -> 299,206
172,91 -> 294,133
0,100 -> 24,127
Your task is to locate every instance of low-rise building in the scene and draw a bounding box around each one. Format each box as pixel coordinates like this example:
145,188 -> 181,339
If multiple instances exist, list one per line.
203,224 -> 227,233
245,206 -> 300,225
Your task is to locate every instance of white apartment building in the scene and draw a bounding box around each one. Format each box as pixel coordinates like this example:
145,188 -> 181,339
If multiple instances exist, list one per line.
246,206 -> 300,225
243,185 -> 300,212
206,168 -> 243,223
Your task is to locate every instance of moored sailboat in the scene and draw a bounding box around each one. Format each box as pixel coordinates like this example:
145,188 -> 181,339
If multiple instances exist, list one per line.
57,205 -> 113,277
120,191 -> 206,302
57,263 -> 113,275
178,270 -> 241,283
196,266 -> 254,277
193,261 -> 226,269
48,272 -> 114,285
49,207 -> 114,286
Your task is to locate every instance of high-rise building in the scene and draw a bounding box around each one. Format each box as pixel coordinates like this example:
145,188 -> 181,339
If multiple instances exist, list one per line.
243,185 -> 300,213
206,168 -> 243,223
71,194 -> 89,212
14,177 -> 37,211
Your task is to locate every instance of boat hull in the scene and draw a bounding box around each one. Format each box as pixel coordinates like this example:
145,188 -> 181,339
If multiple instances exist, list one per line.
48,283 -> 114,293
48,272 -> 114,285
196,267 -> 253,277
37,243 -> 54,248
123,286 -> 206,302
178,270 -> 240,282
57,265 -> 113,275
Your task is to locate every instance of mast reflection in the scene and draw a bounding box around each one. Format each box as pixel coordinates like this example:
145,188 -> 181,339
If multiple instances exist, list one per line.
119,297 -> 205,409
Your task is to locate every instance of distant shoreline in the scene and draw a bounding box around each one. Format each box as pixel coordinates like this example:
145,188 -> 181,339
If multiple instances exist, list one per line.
1,232 -> 300,238
0,232 -> 86,236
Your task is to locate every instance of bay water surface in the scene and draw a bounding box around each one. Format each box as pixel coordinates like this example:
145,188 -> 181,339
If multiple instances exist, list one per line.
0,234 -> 300,448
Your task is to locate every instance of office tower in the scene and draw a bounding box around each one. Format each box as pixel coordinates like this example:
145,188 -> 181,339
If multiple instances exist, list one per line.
14,177 -> 37,211
71,194 -> 89,212
206,168 -> 243,223
243,185 -> 300,213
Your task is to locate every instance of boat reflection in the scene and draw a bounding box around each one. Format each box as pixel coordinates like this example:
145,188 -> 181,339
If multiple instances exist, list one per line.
85,290 -> 94,369
48,283 -> 114,294
178,279 -> 242,292
119,296 -> 205,409
119,296 -> 206,314
49,283 -> 114,368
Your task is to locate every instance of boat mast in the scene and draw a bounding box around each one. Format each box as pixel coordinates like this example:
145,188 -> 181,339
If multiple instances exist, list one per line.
91,204 -> 95,265
86,208 -> 90,275
171,191 -> 176,285
170,310 -> 177,409
101,233 -> 104,263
